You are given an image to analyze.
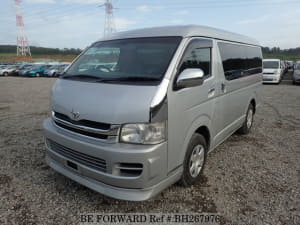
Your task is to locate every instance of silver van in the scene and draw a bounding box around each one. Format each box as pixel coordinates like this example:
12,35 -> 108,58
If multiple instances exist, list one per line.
293,62 -> 300,85
43,25 -> 262,201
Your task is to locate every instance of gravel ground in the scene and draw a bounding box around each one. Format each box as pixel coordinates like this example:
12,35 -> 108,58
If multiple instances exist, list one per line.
0,73 -> 299,225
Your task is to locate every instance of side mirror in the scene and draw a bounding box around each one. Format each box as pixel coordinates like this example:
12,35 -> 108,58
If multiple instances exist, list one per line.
175,68 -> 205,90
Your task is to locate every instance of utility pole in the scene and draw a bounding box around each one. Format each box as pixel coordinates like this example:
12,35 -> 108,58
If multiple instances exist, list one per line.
103,0 -> 116,36
14,0 -> 31,57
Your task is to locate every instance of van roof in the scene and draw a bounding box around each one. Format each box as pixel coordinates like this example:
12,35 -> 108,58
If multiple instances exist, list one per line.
97,25 -> 260,46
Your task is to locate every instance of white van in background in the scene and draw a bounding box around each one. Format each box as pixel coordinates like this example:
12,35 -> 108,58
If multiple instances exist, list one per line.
262,59 -> 283,84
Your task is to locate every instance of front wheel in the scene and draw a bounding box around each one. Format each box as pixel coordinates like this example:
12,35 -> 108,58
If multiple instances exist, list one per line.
180,134 -> 207,187
238,103 -> 254,135
36,73 -> 40,77
3,72 -> 8,76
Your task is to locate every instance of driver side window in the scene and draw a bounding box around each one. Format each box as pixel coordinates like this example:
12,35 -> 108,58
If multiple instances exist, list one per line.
178,39 -> 212,78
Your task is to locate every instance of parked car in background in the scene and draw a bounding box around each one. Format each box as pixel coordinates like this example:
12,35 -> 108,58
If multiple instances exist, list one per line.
0,65 -> 19,76
18,64 -> 34,76
294,61 -> 300,70
55,64 -> 70,76
287,61 -> 294,70
293,62 -> 300,85
0,66 -> 5,76
6,65 -> 20,76
44,64 -> 69,77
281,60 -> 287,74
263,59 -> 283,84
22,64 -> 52,77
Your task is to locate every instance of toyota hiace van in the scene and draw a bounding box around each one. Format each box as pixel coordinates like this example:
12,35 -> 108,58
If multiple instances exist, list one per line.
43,25 -> 263,201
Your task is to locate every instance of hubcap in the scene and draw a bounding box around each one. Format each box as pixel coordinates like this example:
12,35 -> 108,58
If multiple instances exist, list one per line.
189,144 -> 205,178
247,108 -> 253,129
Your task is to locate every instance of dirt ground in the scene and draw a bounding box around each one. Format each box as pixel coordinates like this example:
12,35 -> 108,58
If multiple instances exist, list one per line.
0,72 -> 299,225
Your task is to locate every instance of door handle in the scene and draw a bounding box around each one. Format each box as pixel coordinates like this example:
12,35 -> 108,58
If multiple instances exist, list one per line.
221,83 -> 226,93
208,87 -> 215,93
208,87 -> 215,98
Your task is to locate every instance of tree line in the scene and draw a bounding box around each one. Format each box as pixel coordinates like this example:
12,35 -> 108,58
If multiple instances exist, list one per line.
0,45 -> 82,55
262,47 -> 300,54
0,45 -> 300,60
262,47 -> 300,61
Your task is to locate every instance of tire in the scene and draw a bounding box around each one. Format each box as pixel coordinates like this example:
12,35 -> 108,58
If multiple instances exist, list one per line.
238,103 -> 254,135
180,133 -> 207,187
3,72 -> 8,76
36,73 -> 40,77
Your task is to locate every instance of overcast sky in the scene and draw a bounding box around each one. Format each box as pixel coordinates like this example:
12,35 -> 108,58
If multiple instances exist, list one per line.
1,0 -> 300,49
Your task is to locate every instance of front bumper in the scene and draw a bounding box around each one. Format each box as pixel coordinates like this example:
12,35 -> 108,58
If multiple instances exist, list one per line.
293,74 -> 300,83
43,118 -> 181,201
263,74 -> 280,83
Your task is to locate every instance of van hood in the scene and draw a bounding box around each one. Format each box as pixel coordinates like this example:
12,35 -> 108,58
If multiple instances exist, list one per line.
51,79 -> 158,124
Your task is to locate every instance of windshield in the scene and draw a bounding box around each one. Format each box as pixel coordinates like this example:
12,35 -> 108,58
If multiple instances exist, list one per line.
63,37 -> 182,83
263,61 -> 280,69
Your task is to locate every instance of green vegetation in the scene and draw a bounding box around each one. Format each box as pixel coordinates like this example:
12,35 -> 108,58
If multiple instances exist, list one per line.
262,47 -> 300,61
1,45 -> 300,62
0,45 -> 81,55
0,53 -> 78,62
0,45 -> 81,62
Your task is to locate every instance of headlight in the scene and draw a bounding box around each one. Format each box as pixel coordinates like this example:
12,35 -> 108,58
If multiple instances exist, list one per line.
120,121 -> 166,145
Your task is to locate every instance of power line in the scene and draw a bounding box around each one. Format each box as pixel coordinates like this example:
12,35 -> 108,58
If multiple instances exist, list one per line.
3,0 -> 300,25
4,0 -> 300,21
2,0 -> 300,33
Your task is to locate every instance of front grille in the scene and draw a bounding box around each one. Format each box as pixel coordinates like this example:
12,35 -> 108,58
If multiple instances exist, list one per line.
263,78 -> 274,81
48,140 -> 107,172
52,111 -> 119,142
54,121 -> 108,139
55,112 -> 110,130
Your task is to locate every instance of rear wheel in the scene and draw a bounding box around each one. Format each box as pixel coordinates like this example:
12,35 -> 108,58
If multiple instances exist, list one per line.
3,72 -> 8,76
180,134 -> 207,187
36,73 -> 40,77
238,103 -> 254,135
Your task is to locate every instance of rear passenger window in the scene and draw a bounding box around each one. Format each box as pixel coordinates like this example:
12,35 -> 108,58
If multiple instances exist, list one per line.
218,42 -> 262,81
179,39 -> 212,77
245,46 -> 263,75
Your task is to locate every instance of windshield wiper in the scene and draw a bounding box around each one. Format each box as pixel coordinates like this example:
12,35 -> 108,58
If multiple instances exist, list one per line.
95,76 -> 160,83
62,74 -> 103,80
62,75 -> 160,83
